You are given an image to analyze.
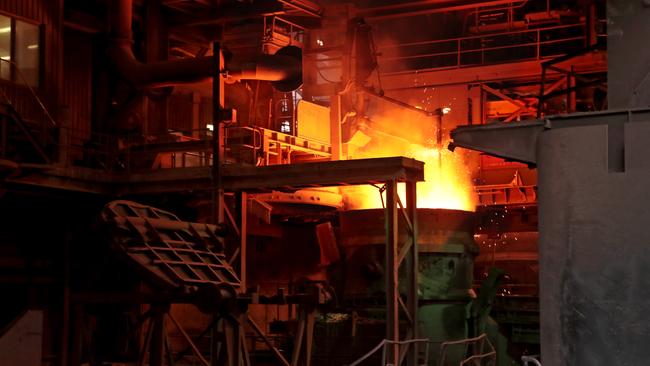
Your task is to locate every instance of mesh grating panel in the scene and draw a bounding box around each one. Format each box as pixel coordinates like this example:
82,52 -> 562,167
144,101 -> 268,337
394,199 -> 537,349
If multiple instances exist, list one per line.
101,200 -> 240,291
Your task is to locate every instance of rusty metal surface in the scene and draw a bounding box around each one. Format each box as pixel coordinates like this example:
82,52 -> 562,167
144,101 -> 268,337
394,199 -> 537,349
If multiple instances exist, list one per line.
100,200 -> 240,292
338,209 -> 477,300
339,208 -> 475,249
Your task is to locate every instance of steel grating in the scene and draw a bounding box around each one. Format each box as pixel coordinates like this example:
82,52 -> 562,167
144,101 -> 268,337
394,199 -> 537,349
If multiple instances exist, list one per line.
100,200 -> 240,291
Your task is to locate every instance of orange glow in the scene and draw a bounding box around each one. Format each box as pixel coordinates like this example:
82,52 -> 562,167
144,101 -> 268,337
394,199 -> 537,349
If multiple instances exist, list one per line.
342,112 -> 476,211
411,143 -> 475,211
343,141 -> 476,211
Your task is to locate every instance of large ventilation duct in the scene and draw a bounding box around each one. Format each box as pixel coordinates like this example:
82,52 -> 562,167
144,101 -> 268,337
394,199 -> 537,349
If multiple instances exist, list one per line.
108,0 -> 302,90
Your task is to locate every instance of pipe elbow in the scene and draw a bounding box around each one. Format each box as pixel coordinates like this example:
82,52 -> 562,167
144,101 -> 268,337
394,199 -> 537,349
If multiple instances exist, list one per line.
108,43 -> 214,88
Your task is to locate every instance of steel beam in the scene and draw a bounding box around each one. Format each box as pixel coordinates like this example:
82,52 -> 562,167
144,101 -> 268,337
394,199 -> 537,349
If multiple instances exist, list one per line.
6,157 -> 425,195
167,312 -> 210,366
450,120 -> 544,165
118,157 -> 424,194
452,109 -> 650,166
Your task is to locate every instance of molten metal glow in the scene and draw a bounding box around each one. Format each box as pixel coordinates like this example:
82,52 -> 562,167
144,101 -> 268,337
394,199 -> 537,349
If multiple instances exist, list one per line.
409,143 -> 476,211
343,142 -> 475,211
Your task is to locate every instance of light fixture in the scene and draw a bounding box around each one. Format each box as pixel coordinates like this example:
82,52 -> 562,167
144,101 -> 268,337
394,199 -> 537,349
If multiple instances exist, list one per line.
316,39 -> 324,47
0,27 -> 10,34
0,56 -> 10,61
27,44 -> 38,50
442,107 -> 451,114
206,124 -> 214,131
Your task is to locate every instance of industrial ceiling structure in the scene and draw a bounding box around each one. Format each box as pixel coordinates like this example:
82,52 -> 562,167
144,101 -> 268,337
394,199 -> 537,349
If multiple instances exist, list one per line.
3,0 -> 645,366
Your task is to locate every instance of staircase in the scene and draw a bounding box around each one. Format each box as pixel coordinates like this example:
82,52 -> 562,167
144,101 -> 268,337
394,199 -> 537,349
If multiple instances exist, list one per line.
0,101 -> 55,165
0,59 -> 58,167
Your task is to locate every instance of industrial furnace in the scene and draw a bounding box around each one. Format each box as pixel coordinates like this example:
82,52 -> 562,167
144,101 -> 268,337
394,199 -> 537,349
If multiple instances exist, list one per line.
0,0 -> 611,365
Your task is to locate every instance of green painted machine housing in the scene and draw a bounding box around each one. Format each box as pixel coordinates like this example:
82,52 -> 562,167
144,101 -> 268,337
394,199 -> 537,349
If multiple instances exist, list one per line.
338,208 -> 478,364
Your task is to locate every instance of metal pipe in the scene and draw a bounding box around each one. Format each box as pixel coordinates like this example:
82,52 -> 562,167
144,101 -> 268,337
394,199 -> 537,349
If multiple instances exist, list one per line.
108,0 -> 301,88
226,55 -> 299,83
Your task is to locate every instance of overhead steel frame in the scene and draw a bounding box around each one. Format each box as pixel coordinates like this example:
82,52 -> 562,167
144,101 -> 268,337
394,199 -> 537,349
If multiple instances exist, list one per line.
213,50 -> 423,362
211,158 -> 424,366
207,161 -> 423,365
536,45 -> 607,118
209,41 -> 423,365
0,43 -> 426,366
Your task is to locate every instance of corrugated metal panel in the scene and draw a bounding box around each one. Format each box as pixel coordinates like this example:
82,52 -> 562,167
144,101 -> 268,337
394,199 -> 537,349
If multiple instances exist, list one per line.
62,29 -> 92,142
168,94 -> 193,132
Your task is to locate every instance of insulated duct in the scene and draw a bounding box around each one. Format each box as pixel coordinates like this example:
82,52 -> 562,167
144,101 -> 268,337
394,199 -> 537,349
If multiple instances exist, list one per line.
108,0 -> 302,90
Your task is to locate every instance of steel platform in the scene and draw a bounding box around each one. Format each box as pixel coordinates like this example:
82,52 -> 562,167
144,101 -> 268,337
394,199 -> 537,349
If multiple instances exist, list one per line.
5,156 -> 424,195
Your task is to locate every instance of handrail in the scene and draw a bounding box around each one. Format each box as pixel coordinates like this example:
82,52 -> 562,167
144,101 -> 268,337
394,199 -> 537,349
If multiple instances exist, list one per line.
377,23 -> 585,50
439,333 -> 496,366
521,355 -> 542,366
348,338 -> 430,366
376,22 -> 590,74
380,37 -> 586,62
0,58 -> 57,127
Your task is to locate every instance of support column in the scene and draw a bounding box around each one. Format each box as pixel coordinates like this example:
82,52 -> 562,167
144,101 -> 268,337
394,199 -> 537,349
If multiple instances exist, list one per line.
405,181 -> 419,366
240,313 -> 251,366
211,316 -> 222,366
305,309 -> 316,366
224,318 -> 237,366
290,306 -> 317,366
212,42 -> 225,226
60,231 -> 72,366
291,310 -> 306,366
385,180 -> 399,365
568,67 -> 576,113
329,94 -> 342,160
149,304 -> 167,366
236,191 -> 248,292
192,92 -> 201,139
69,304 -> 83,366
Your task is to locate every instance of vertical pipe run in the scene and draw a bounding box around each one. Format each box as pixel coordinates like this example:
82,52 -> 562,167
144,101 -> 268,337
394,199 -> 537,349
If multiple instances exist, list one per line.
385,180 -> 400,365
